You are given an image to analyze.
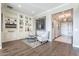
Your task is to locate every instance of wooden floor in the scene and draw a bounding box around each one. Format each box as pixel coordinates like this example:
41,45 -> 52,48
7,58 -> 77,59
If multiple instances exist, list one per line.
0,40 -> 79,56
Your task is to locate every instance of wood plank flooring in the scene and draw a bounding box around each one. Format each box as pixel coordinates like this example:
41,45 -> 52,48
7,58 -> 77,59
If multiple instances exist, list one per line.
0,40 -> 79,56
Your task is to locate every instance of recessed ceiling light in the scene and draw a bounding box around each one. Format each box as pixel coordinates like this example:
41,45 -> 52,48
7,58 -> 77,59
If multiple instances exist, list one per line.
18,4 -> 22,8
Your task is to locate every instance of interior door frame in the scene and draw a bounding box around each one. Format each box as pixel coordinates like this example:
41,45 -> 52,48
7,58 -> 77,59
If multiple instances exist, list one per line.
51,8 -> 73,45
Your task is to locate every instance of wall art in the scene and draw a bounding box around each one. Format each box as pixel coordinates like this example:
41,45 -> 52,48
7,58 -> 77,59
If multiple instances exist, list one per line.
25,16 -> 28,19
19,19 -> 23,25
20,15 -> 23,18
36,16 -> 46,30
5,18 -> 17,28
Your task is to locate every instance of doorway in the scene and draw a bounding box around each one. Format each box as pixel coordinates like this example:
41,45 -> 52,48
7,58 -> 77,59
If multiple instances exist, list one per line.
52,9 -> 73,44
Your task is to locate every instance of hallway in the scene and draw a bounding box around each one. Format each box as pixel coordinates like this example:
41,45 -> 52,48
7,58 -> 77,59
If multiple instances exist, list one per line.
54,36 -> 72,44
52,9 -> 73,45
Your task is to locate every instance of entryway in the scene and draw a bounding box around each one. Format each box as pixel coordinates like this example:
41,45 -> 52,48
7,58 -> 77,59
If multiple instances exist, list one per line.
52,9 -> 73,44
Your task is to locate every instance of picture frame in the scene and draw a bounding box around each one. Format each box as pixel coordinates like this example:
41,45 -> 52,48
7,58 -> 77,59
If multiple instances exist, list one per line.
20,15 -> 23,18
36,16 -> 46,30
25,16 -> 28,19
5,17 -> 17,28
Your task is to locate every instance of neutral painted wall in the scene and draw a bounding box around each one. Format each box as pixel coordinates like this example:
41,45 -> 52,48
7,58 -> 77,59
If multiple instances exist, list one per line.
0,3 -> 2,49
61,22 -> 72,36
34,4 -> 79,48
73,5 -> 79,48
2,7 -> 35,42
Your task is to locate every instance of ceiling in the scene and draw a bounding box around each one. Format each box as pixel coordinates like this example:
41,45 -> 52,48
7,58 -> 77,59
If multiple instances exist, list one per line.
2,3 -> 64,16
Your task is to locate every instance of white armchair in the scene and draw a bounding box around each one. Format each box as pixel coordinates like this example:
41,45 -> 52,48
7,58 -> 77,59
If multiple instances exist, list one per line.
37,31 -> 48,42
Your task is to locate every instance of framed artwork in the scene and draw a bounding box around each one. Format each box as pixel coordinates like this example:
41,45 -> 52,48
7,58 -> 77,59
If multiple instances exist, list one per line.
25,16 -> 28,19
25,20 -> 28,25
19,20 -> 23,29
29,18 -> 31,20
27,27 -> 30,31
36,16 -> 46,30
19,19 -> 23,25
20,26 -> 23,28
5,18 -> 17,28
20,15 -> 23,18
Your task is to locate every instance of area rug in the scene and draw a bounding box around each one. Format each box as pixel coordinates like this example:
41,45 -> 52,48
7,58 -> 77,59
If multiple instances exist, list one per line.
22,39 -> 41,48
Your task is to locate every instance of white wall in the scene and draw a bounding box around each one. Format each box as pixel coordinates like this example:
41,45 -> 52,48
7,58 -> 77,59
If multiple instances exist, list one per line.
34,4 -> 79,48
2,7 -> 35,42
61,22 -> 72,36
73,5 -> 79,48
0,3 -> 2,49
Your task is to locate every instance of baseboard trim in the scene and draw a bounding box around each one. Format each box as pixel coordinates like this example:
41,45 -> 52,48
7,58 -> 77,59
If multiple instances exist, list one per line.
53,35 -> 61,40
2,38 -> 24,43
